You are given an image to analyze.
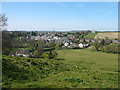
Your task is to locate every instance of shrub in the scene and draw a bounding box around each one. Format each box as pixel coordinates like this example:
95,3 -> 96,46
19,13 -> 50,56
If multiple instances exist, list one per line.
100,45 -> 120,54
65,77 -> 83,83
42,51 -> 58,59
33,50 -> 41,58
93,41 -> 101,51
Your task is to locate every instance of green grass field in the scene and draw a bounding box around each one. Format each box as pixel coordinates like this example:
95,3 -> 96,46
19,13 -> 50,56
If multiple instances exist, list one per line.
3,48 -> 118,88
84,33 -> 97,39
57,48 -> 118,72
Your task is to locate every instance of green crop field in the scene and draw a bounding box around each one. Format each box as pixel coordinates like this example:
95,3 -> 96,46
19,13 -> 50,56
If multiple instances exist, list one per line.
2,48 -> 118,88
84,33 -> 98,39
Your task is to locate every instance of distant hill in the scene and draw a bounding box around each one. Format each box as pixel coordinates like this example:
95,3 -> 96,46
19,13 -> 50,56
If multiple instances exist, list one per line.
96,31 -> 119,33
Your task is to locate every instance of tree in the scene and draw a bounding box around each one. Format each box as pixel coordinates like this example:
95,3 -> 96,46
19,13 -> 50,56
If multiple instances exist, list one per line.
47,40 -> 56,48
1,14 -> 14,55
93,40 -> 101,51
51,51 -> 58,60
2,31 -> 13,55
42,50 -> 58,59
0,14 -> 8,31
101,39 -> 105,45
33,50 -> 40,58
55,43 -> 62,50
31,31 -> 37,36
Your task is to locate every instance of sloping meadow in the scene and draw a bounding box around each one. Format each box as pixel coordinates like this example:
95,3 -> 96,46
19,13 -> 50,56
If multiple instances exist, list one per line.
2,55 -> 80,88
2,55 -> 118,88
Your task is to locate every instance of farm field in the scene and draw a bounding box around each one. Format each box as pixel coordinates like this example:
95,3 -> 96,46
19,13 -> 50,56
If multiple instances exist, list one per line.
84,33 -> 97,39
94,33 -> 119,39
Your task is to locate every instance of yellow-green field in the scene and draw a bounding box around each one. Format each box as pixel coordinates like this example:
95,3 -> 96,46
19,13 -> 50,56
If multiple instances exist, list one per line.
84,33 -> 97,39
57,48 -> 118,72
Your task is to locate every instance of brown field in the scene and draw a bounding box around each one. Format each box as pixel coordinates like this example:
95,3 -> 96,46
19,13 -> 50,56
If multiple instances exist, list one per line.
94,33 -> 119,39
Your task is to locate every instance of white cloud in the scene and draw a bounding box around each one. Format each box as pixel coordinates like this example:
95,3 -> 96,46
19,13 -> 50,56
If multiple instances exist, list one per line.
55,2 -> 68,7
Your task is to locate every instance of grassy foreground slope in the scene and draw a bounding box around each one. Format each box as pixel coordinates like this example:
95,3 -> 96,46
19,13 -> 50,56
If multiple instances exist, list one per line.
3,48 -> 118,88
3,55 -> 76,88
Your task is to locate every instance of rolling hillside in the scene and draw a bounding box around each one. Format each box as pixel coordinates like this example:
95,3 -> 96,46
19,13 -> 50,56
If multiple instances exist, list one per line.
2,48 -> 118,88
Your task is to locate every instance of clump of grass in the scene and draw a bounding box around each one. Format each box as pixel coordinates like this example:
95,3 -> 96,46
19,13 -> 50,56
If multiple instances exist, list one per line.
65,77 -> 83,83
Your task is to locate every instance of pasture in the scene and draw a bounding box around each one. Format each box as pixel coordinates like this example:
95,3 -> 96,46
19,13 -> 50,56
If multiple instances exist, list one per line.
3,48 -> 118,88
23,48 -> 118,88
57,48 -> 118,72
84,33 -> 97,39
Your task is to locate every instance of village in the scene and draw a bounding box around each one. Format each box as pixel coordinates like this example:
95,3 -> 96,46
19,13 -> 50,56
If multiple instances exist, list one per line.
7,30 -> 119,58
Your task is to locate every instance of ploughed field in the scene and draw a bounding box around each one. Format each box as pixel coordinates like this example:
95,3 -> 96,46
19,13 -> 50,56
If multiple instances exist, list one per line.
94,32 -> 119,39
2,48 -> 118,88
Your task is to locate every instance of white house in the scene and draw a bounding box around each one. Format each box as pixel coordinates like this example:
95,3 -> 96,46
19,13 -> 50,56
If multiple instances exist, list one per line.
64,42 -> 69,47
35,36 -> 41,40
78,43 -> 84,48
16,50 -> 29,58
53,36 -> 58,40
78,43 -> 89,48
16,54 -> 29,58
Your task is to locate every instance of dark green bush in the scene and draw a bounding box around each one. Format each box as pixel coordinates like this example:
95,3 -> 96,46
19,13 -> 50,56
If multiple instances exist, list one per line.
65,77 -> 83,83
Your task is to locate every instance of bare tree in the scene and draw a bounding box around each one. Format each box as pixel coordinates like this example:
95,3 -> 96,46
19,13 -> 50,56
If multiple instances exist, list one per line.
0,14 -> 8,31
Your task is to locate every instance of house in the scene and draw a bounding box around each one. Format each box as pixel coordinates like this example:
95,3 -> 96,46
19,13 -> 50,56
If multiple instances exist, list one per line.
26,34 -> 31,39
67,35 -> 75,39
112,40 -> 120,44
79,39 -> 85,42
78,43 -> 84,48
35,36 -> 41,40
70,43 -> 78,48
90,39 -> 95,42
64,42 -> 69,47
16,50 -> 29,57
78,43 -> 89,48
85,39 -> 91,43
9,52 -> 15,56
19,37 -> 24,41
30,36 -> 36,40
53,36 -> 59,40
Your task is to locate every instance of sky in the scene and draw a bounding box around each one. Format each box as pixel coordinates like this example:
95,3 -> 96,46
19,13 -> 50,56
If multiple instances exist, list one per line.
2,2 -> 118,31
